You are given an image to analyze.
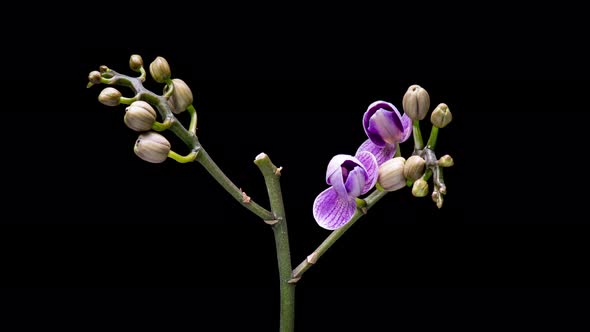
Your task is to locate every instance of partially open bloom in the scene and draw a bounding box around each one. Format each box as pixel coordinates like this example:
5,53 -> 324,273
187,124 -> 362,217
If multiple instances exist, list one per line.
313,152 -> 378,230
356,101 -> 412,165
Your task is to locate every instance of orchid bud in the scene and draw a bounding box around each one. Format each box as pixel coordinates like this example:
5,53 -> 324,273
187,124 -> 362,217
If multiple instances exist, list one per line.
124,101 -> 157,132
412,179 -> 429,197
98,87 -> 122,106
168,78 -> 193,114
88,71 -> 101,85
377,157 -> 406,192
149,56 -> 171,83
438,154 -> 454,167
134,132 -> 171,163
402,84 -> 430,121
99,65 -> 109,73
431,103 -> 452,128
129,54 -> 144,72
403,155 -> 426,181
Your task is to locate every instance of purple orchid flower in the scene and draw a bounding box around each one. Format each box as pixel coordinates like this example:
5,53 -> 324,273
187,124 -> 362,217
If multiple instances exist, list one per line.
356,101 -> 413,166
313,151 -> 378,230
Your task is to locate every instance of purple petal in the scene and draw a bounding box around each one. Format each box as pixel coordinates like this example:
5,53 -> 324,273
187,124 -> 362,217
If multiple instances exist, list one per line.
369,109 -> 405,144
313,187 -> 358,230
354,151 -> 378,193
398,112 -> 413,143
356,139 -> 397,166
363,101 -> 393,147
326,154 -> 350,185
344,166 -> 366,198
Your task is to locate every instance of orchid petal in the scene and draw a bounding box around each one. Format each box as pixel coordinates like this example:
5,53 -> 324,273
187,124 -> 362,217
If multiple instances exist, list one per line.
313,187 -> 358,230
344,166 -> 366,198
356,139 -> 397,166
393,109 -> 413,143
354,150 -> 378,193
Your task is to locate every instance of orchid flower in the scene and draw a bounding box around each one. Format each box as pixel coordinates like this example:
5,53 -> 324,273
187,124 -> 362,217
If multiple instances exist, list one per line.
356,101 -> 413,165
313,152 -> 378,230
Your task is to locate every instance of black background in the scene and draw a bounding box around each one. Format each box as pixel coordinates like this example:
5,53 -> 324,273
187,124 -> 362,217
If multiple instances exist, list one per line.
2,8 -> 589,331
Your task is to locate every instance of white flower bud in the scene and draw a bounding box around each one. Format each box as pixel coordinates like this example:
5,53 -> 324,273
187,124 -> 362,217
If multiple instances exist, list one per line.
377,157 -> 406,192
124,101 -> 157,132
98,87 -> 122,106
403,155 -> 426,181
134,132 -> 171,163
438,154 -> 454,167
88,71 -> 101,84
149,56 -> 171,83
412,179 -> 429,197
431,103 -> 452,128
168,78 -> 193,114
402,84 -> 430,121
129,54 -> 144,72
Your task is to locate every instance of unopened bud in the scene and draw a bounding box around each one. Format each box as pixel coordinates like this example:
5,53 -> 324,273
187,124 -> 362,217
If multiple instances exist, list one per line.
402,84 -> 430,121
129,54 -> 144,72
168,78 -> 193,114
432,190 -> 443,208
149,56 -> 171,83
134,132 -> 171,163
431,103 -> 452,128
98,87 -> 122,106
438,154 -> 454,167
412,179 -> 429,197
124,101 -> 157,132
377,157 -> 406,192
403,155 -> 426,181
99,65 -> 109,73
88,71 -> 101,84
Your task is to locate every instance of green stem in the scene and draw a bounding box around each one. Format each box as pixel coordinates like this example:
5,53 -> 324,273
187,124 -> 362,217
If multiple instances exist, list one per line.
168,150 -> 198,163
291,189 -> 388,281
196,148 -> 274,221
119,96 -> 137,105
394,143 -> 401,157
426,126 -> 439,150
187,105 -> 198,135
254,153 -> 295,332
413,120 -> 424,151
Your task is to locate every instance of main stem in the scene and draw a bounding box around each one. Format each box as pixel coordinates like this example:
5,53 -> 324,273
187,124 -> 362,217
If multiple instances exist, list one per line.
255,154 -> 295,332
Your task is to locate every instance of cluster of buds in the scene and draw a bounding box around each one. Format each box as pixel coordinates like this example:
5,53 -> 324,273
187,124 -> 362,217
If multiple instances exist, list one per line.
87,55 -> 198,164
376,84 -> 454,208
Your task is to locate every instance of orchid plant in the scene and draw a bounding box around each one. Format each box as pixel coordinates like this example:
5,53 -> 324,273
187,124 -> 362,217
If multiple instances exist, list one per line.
87,55 -> 454,332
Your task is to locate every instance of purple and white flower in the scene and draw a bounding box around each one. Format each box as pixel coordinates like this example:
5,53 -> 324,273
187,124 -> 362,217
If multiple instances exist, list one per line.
313,151 -> 378,230
356,101 -> 413,166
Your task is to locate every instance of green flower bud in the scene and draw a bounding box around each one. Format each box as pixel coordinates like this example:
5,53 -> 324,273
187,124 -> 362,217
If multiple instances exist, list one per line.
412,179 -> 429,197
430,103 -> 452,128
377,157 -> 406,192
168,78 -> 194,114
134,132 -> 171,163
438,154 -> 454,167
129,54 -> 144,72
403,155 -> 426,181
98,87 -> 122,106
88,71 -> 101,84
124,101 -> 157,132
402,84 -> 430,121
149,56 -> 171,83
99,65 -> 109,73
